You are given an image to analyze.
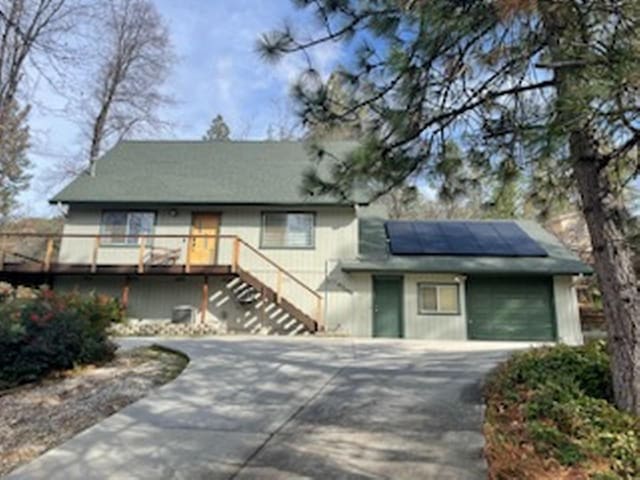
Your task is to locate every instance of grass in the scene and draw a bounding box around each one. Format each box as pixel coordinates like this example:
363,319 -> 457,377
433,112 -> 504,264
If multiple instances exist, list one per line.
484,341 -> 639,480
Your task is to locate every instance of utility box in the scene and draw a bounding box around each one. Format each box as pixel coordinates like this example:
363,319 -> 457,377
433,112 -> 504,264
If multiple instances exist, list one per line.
171,305 -> 194,324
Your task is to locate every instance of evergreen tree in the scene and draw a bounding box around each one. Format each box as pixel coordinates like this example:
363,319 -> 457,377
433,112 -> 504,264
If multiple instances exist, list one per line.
203,114 -> 231,141
306,72 -> 364,141
261,0 -> 640,413
0,101 -> 30,221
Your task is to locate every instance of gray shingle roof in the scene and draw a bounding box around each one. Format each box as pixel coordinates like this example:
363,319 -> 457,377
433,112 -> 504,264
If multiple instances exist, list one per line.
341,217 -> 592,275
51,140 -> 366,205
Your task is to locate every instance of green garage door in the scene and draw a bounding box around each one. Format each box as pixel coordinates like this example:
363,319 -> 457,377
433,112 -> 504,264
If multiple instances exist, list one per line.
466,276 -> 556,341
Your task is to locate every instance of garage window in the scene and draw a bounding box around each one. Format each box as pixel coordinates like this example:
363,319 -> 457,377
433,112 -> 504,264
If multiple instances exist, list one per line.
418,283 -> 460,315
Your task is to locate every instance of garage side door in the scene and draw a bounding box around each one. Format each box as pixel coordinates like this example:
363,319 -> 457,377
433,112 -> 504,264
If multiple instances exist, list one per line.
466,276 -> 556,341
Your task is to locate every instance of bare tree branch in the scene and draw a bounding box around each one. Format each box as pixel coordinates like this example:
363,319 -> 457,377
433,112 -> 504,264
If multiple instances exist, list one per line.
82,0 -> 174,172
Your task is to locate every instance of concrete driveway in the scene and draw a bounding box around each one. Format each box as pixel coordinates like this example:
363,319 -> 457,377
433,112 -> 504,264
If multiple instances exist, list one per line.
7,337 -> 531,480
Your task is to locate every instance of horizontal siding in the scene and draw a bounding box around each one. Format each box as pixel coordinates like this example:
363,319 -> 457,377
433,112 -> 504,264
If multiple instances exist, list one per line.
59,205 -> 357,273
403,273 -> 467,340
554,275 -> 583,345
346,273 -> 373,337
57,205 -> 358,328
55,275 -> 307,335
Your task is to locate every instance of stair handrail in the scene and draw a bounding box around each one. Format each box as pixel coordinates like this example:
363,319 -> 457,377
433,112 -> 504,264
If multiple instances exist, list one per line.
233,237 -> 323,328
234,238 -> 321,300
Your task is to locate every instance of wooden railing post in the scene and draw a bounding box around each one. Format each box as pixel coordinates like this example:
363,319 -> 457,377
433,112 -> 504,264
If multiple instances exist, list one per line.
315,297 -> 323,331
185,235 -> 192,273
122,276 -> 130,314
276,271 -> 283,303
91,235 -> 99,273
231,237 -> 240,272
137,236 -> 146,274
43,237 -> 54,272
201,275 -> 209,323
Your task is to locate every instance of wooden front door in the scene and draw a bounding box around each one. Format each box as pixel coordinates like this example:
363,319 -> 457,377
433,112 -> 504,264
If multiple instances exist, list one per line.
188,213 -> 220,265
373,276 -> 404,338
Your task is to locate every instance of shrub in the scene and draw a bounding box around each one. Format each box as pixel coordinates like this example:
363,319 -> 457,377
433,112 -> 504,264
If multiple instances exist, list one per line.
485,342 -> 640,479
0,286 -> 122,389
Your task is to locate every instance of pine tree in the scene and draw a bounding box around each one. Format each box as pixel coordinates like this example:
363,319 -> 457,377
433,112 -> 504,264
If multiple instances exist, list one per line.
261,0 -> 640,413
0,101 -> 31,221
203,114 -> 231,141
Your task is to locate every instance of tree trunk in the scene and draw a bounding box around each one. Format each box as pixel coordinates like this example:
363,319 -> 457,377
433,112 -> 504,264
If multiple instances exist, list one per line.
571,131 -> 640,414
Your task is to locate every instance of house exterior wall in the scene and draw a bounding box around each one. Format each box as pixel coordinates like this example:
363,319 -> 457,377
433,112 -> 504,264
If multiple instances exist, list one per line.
58,204 -> 358,328
324,272 -> 582,343
55,205 -> 583,342
54,275 -> 309,335
403,273 -> 467,340
59,205 -> 358,269
553,275 -> 583,345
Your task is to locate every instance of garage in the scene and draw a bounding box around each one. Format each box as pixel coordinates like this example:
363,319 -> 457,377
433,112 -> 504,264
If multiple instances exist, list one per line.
466,276 -> 556,341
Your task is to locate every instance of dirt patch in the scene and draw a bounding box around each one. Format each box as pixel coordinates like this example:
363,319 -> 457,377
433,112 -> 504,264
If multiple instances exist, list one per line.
0,345 -> 188,476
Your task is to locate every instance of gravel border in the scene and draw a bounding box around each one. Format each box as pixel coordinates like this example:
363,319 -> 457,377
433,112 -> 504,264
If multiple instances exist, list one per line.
0,346 -> 188,477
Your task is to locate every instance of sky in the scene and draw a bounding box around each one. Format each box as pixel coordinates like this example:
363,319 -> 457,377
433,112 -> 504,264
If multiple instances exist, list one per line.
19,0 -> 343,217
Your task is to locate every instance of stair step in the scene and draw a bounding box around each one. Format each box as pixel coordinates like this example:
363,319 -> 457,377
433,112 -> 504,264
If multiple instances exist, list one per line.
236,268 -> 318,333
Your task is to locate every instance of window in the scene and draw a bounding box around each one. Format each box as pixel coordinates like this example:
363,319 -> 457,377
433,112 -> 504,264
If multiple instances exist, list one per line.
101,211 -> 155,245
261,212 -> 314,248
418,283 -> 460,314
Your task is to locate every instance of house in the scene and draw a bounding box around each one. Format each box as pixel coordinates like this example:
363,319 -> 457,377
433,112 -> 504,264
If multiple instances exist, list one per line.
0,140 -> 591,342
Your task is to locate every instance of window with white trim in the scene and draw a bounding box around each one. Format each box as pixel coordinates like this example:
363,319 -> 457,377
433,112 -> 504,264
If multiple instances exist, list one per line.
100,211 -> 155,245
418,283 -> 460,314
261,212 -> 314,248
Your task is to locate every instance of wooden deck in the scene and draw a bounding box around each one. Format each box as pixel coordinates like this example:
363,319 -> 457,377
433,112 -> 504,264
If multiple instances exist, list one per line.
0,231 -> 324,331
0,262 -> 234,276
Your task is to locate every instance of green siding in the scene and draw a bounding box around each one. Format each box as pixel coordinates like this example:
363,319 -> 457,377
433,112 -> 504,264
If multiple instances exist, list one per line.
373,276 -> 403,338
466,276 -> 556,341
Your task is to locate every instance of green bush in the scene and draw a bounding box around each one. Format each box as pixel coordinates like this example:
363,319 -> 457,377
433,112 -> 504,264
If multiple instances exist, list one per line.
0,285 -> 122,389
485,341 -> 640,479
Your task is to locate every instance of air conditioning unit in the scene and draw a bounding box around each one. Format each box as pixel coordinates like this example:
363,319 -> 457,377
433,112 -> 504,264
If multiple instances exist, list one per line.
171,305 -> 195,324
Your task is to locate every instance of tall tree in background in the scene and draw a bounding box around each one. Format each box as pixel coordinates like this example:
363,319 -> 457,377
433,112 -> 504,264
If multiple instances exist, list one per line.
203,114 -> 231,141
306,72 -> 364,141
85,0 -> 173,172
0,101 -> 29,220
0,0 -> 80,217
261,0 -> 640,413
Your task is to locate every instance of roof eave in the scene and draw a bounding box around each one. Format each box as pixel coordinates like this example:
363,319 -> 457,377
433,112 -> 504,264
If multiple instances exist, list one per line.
339,260 -> 593,276
49,198 -> 367,207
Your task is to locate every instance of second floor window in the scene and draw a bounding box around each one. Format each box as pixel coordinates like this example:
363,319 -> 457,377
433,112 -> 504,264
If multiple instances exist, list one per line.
101,211 -> 155,245
261,212 -> 314,248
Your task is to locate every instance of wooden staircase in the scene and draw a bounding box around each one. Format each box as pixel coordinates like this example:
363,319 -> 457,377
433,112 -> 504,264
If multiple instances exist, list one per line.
235,268 -> 318,333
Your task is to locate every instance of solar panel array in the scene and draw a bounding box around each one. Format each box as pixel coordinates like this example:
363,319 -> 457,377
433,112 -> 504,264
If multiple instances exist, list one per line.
385,221 -> 548,257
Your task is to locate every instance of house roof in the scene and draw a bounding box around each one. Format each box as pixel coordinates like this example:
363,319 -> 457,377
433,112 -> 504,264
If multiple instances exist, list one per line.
341,217 -> 592,275
51,140 -> 367,206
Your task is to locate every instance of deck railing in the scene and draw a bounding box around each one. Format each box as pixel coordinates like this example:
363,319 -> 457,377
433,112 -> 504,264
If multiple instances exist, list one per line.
0,232 -> 323,327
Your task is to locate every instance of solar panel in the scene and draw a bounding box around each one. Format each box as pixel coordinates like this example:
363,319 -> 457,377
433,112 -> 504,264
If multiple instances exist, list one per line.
413,222 -> 449,252
464,222 -> 516,256
493,222 -> 548,256
385,221 -> 419,254
442,222 -> 485,255
385,221 -> 548,257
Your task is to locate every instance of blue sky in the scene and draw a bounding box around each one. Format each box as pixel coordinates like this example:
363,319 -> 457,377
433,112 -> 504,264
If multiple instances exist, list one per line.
20,0 -> 343,217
